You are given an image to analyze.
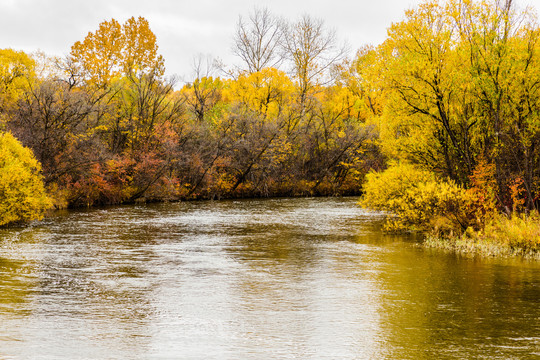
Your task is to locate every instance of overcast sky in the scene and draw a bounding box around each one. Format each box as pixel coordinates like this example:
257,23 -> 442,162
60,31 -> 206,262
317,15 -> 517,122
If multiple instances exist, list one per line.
1,0 -> 540,81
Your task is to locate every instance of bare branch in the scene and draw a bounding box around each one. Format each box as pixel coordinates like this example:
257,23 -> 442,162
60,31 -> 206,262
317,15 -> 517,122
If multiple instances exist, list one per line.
232,7 -> 284,73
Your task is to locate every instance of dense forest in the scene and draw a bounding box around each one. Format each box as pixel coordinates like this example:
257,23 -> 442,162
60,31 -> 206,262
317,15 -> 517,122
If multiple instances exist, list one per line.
0,0 -> 539,254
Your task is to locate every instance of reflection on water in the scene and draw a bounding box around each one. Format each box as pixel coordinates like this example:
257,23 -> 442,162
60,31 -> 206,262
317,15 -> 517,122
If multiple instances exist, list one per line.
0,198 -> 538,359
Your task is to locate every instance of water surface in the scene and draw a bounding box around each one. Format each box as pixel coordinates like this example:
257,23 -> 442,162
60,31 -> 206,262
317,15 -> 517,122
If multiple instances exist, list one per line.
0,197 -> 538,359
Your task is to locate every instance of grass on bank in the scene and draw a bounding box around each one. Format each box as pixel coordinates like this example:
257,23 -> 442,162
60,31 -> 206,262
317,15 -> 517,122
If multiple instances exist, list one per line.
425,213 -> 540,259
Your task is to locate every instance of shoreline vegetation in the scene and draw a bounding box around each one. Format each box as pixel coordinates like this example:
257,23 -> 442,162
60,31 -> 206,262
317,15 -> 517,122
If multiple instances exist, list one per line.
424,235 -> 540,260
425,213 -> 540,260
361,162 -> 540,259
1,0 -> 539,259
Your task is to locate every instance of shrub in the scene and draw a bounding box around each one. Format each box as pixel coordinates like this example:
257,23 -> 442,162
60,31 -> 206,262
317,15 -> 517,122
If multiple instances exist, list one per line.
0,132 -> 51,225
360,162 -> 476,233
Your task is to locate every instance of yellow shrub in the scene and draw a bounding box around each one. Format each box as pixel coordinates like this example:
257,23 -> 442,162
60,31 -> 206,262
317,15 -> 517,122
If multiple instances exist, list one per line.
0,132 -> 51,225
360,162 -> 474,233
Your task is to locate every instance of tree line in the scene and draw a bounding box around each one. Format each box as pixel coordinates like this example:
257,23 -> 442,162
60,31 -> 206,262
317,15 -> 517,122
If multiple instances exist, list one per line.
0,12 -> 378,214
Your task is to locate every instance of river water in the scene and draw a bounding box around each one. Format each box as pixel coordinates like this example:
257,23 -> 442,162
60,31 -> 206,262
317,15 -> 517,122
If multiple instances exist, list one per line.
0,197 -> 538,359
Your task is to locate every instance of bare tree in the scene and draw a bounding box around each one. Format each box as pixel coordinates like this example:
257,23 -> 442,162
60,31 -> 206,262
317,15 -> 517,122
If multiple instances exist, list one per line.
8,79 -> 97,184
233,7 -> 284,74
281,15 -> 349,105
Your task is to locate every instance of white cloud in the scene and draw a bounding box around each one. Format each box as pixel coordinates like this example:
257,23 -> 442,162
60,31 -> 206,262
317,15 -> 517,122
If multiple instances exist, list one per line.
1,0 -> 540,78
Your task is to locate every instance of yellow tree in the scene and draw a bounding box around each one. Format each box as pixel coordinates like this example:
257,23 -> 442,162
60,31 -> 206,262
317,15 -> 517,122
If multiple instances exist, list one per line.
229,67 -> 294,118
374,0 -> 540,210
0,132 -> 51,225
342,46 -> 386,122
378,0 -> 476,183
226,67 -> 297,193
182,76 -> 224,123
113,73 -> 183,154
70,16 -> 164,88
121,16 -> 165,77
70,19 -> 123,88
503,20 -> 540,209
450,0 -> 540,207
0,49 -> 35,117
181,55 -> 225,123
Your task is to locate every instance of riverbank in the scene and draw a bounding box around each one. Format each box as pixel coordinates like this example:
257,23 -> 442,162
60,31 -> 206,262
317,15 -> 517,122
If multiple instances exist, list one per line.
423,214 -> 540,260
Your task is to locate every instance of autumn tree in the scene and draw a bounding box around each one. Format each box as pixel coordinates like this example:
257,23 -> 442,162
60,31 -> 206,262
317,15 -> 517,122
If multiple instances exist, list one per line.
0,132 -> 51,225
8,79 -> 97,185
182,55 -> 224,123
70,16 -> 165,88
107,73 -> 183,154
0,10 -> 393,208
229,67 -> 294,118
450,0 -> 540,208
341,46 -> 385,121
0,49 -> 35,118
102,72 -> 185,203
121,16 -> 165,77
370,0 -> 540,212
378,0 -> 477,184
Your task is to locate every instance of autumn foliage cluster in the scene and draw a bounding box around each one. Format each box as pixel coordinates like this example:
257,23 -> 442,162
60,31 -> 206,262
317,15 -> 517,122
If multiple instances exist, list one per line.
0,15 -> 379,213
360,0 -> 540,247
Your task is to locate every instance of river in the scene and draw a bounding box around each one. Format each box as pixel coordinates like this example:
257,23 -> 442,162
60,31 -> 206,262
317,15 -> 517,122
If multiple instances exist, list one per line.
0,197 -> 538,359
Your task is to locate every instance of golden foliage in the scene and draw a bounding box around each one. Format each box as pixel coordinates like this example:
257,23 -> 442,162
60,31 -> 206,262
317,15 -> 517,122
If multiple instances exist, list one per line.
0,49 -> 35,114
70,16 -> 164,88
229,68 -> 295,118
0,132 -> 51,225
360,162 -> 476,233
